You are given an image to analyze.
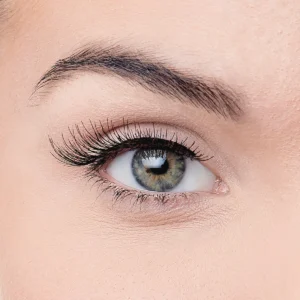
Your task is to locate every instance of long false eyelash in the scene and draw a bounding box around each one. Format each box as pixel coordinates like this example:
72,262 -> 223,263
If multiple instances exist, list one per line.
49,119 -> 212,173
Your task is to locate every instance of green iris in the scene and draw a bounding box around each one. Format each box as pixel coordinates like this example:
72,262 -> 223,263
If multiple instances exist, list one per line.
131,149 -> 186,192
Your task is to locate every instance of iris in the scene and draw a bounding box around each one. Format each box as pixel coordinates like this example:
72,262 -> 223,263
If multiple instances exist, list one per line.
132,149 -> 186,192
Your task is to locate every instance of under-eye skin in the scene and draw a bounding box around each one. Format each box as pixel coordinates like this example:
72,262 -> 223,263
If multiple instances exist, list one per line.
49,119 -> 229,208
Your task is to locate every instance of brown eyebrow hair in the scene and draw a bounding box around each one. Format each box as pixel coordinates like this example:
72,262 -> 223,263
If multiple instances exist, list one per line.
0,0 -> 11,23
34,43 -> 243,120
0,0 -> 5,21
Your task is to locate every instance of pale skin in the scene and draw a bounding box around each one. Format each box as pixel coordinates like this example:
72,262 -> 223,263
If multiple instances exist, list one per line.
1,0 -> 300,299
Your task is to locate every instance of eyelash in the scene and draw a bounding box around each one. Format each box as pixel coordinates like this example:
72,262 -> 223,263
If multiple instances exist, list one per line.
49,119 -> 213,205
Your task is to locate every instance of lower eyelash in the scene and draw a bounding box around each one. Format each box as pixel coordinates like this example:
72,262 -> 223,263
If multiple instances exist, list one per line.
88,174 -> 191,208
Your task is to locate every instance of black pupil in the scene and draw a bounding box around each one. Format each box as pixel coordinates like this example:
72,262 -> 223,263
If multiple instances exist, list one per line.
145,159 -> 169,175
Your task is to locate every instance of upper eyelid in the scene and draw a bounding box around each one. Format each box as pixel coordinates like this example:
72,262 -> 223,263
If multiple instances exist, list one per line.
49,120 -> 213,168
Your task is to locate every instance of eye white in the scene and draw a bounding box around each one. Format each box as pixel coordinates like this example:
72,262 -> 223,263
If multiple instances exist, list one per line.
106,150 -> 216,193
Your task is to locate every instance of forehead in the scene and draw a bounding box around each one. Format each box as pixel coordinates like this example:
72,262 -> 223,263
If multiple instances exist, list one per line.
6,0 -> 300,120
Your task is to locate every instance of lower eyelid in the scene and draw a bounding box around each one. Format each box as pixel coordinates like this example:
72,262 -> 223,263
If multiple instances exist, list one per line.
86,174 -> 232,228
92,168 -> 225,206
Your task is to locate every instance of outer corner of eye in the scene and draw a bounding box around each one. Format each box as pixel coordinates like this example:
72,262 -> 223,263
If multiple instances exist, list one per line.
178,157 -> 229,195
212,177 -> 230,195
105,149 -> 229,196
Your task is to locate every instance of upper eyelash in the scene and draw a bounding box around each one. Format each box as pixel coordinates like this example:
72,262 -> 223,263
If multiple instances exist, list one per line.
49,119 -> 212,173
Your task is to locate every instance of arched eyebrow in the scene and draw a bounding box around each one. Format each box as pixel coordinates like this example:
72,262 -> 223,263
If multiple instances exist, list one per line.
34,43 -> 244,120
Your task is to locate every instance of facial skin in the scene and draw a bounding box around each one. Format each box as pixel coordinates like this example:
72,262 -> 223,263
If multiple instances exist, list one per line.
1,0 -> 300,299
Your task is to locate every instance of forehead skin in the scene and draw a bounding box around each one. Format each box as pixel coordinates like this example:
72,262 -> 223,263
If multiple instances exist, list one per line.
0,1 -> 298,94
1,0 -> 300,299
3,0 -> 300,105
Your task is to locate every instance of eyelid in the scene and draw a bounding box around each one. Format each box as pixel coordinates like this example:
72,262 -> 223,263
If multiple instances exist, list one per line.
86,174 -> 231,228
49,120 -> 215,169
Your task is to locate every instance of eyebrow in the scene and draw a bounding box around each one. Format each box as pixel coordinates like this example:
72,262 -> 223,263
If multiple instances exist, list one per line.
34,43 -> 243,120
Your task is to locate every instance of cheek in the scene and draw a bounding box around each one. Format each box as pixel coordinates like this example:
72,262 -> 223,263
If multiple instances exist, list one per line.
2,204 -> 300,300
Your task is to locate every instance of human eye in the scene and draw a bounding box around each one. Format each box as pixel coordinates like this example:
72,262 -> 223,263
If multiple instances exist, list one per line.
49,120 -> 228,209
107,148 -> 215,193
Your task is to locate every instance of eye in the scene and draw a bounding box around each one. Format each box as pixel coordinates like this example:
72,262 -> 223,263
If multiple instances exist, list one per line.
106,148 -> 217,193
49,120 -> 229,205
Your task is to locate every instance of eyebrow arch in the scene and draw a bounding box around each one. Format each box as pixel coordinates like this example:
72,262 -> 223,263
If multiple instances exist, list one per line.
34,43 -> 243,120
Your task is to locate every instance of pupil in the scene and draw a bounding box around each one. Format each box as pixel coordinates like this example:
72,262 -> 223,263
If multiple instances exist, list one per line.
145,158 -> 169,175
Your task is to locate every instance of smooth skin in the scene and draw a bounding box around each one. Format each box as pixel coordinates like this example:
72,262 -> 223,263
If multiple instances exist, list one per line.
1,1 -> 300,299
